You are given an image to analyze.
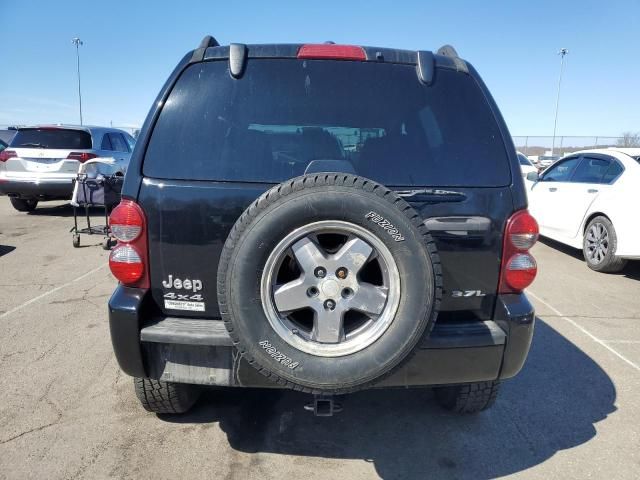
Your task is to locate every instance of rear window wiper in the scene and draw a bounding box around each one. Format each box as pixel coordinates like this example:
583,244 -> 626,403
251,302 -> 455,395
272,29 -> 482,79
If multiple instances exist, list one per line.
396,188 -> 467,202
18,142 -> 48,148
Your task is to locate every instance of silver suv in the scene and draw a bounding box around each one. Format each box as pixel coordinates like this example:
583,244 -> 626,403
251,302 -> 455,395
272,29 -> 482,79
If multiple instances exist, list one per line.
0,125 -> 135,212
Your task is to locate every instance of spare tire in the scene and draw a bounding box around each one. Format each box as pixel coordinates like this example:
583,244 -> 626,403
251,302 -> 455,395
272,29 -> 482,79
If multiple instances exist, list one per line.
217,174 -> 441,393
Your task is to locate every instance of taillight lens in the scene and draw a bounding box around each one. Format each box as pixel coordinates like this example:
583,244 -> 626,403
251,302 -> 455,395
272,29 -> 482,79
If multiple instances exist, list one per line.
109,200 -> 144,242
503,254 -> 537,291
109,245 -> 144,283
297,44 -> 367,61
508,210 -> 539,250
0,150 -> 17,162
67,152 -> 98,163
499,210 -> 539,293
108,199 -> 149,288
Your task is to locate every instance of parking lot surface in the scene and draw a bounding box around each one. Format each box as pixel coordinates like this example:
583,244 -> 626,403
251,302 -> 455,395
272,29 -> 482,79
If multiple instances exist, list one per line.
1,199 -> 639,479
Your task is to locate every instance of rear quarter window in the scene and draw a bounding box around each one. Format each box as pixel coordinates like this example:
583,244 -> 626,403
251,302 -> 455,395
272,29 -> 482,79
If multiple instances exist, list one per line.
144,59 -> 511,187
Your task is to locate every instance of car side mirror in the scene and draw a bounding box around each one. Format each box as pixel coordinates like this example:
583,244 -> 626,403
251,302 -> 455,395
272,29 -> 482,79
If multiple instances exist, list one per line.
526,171 -> 539,182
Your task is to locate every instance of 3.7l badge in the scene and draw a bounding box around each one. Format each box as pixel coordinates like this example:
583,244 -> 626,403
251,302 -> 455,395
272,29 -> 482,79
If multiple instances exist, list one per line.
451,290 -> 486,297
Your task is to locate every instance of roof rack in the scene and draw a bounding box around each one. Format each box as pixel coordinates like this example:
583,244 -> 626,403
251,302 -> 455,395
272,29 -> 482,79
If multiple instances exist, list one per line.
435,44 -> 468,73
191,35 -> 220,63
416,51 -> 435,85
229,43 -> 248,78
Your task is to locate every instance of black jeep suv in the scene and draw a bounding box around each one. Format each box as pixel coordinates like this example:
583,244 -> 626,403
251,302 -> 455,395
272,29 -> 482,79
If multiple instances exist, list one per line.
108,37 -> 538,416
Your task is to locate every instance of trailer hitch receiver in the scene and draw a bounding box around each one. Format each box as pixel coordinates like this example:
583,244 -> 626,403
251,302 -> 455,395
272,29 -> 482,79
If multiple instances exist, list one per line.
304,394 -> 343,416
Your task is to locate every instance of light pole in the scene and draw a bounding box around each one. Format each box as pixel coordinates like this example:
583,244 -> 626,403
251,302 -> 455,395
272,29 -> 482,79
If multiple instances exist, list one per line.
71,37 -> 84,125
551,48 -> 568,156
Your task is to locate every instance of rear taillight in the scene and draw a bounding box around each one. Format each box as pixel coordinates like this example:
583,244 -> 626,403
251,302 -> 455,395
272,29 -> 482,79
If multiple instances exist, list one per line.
499,210 -> 539,293
67,152 -> 98,163
109,201 -> 143,242
109,245 -> 144,284
0,150 -> 17,162
108,200 -> 149,288
297,44 -> 367,61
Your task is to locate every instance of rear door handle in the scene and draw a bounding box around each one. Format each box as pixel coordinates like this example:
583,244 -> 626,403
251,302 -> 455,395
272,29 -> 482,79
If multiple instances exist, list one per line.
548,187 -> 557,192
587,188 -> 598,193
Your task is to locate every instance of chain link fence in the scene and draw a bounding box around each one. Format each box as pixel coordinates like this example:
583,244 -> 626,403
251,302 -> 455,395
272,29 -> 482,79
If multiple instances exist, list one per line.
513,136 -> 624,157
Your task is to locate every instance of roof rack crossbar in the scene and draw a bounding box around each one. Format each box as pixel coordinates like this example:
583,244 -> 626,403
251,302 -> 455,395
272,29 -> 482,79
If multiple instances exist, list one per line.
436,44 -> 460,58
191,35 -> 221,63
199,35 -> 220,49
435,44 -> 468,74
416,51 -> 435,85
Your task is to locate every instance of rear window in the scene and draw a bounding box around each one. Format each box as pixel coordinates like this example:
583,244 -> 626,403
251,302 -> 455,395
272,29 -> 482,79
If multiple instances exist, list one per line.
11,128 -> 92,149
144,59 -> 510,186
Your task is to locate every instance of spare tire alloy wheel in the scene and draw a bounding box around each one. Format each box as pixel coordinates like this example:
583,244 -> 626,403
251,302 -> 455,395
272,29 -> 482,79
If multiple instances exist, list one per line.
218,174 -> 442,394
262,220 -> 400,356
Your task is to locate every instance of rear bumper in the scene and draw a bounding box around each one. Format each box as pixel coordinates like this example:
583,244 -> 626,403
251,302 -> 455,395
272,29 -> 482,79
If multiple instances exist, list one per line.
614,220 -> 640,258
0,176 -> 74,199
108,286 -> 535,387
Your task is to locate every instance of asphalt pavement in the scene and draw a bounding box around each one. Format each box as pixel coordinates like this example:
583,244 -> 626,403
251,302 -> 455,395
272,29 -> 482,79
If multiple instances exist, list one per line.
0,200 -> 638,479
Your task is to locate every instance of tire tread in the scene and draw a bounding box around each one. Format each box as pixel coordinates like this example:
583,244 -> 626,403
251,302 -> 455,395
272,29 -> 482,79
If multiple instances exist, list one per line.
133,377 -> 200,414
583,216 -> 627,273
435,381 -> 500,414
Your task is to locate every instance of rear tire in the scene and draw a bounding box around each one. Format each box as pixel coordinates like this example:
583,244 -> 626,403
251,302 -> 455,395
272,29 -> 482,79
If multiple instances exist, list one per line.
583,216 -> 627,273
133,378 -> 200,414
434,381 -> 500,414
102,238 -> 114,250
10,197 -> 38,212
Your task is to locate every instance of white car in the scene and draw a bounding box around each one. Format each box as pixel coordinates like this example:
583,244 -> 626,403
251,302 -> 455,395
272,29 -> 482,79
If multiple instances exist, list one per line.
0,125 -> 134,212
517,152 -> 538,178
526,148 -> 640,272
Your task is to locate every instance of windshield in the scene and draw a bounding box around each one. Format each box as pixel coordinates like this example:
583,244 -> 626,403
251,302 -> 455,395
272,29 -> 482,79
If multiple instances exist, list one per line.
145,59 -> 511,187
11,128 -> 92,149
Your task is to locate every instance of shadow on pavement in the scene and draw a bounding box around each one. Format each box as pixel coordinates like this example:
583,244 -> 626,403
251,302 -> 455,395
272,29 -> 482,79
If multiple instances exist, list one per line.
161,319 -> 616,479
0,245 -> 16,257
26,203 -> 107,218
25,203 -> 76,217
538,236 -> 584,261
539,236 -> 640,281
621,261 -> 640,281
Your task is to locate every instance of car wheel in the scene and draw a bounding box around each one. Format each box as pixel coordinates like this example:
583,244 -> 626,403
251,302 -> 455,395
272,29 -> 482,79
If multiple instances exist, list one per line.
133,378 -> 200,414
583,216 -> 627,273
10,197 -> 38,212
217,174 -> 442,394
434,381 -> 500,414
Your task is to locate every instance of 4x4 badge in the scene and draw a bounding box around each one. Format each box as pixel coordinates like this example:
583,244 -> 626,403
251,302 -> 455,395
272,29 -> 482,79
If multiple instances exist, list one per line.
162,275 -> 205,311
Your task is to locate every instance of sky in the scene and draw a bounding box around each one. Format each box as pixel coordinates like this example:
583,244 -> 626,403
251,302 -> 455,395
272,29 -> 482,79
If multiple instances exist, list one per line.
1,0 -> 639,137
